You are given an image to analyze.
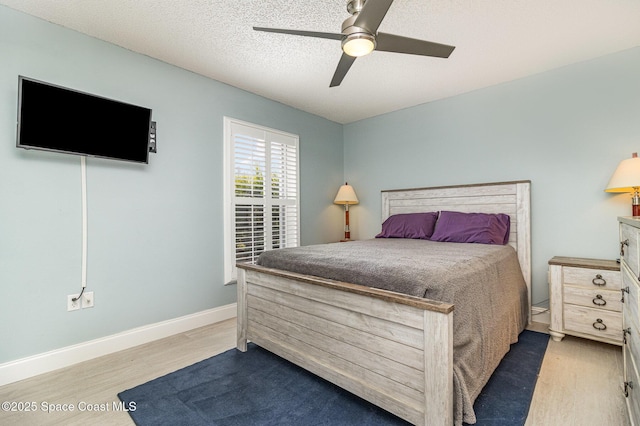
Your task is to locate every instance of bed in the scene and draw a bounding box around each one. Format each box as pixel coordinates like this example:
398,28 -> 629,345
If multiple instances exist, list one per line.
236,180 -> 531,426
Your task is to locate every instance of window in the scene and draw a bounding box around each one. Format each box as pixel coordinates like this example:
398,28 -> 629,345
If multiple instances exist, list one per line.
223,117 -> 300,283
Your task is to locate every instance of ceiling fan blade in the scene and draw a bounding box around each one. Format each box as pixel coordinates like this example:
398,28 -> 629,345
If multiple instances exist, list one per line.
330,53 -> 357,87
253,27 -> 343,40
375,32 -> 455,58
353,0 -> 394,33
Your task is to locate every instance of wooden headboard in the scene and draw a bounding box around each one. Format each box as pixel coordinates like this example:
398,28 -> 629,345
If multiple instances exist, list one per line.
381,180 -> 532,319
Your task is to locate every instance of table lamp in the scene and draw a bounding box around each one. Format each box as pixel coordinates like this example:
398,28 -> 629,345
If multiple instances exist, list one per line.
606,152 -> 640,216
334,182 -> 359,241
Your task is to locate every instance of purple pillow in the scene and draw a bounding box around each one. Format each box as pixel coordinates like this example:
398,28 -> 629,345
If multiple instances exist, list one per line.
375,212 -> 439,240
430,211 -> 511,245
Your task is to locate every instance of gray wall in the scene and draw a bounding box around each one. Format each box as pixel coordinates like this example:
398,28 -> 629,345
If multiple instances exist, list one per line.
343,46 -> 640,306
0,6 -> 344,363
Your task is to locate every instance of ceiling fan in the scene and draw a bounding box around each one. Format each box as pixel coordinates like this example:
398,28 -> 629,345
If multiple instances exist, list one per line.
254,0 -> 455,87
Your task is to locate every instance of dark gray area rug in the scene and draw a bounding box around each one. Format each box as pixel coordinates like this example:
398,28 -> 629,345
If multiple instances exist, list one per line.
118,330 -> 548,425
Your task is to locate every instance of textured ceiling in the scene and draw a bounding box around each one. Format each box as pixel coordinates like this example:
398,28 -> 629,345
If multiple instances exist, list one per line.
2,0 -> 639,124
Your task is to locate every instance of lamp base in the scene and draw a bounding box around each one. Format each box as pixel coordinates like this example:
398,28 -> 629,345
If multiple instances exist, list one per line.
633,204 -> 640,216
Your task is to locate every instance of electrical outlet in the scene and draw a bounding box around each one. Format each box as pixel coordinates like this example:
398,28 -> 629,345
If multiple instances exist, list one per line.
67,294 -> 81,311
82,291 -> 94,309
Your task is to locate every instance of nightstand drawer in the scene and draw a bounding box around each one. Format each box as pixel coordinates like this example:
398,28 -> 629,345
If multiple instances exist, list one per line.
563,286 -> 622,312
564,304 -> 622,343
563,266 -> 621,290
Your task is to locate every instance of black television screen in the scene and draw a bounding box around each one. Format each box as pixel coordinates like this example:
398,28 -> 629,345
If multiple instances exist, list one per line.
17,76 -> 153,164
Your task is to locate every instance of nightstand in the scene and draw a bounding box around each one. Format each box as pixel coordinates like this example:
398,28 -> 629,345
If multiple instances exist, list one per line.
548,256 -> 622,345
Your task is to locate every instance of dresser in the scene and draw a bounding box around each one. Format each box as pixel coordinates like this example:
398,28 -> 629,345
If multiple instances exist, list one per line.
620,217 -> 640,425
548,256 -> 622,346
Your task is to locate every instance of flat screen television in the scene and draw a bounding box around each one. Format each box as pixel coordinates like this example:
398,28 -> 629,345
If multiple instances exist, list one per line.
16,76 -> 154,164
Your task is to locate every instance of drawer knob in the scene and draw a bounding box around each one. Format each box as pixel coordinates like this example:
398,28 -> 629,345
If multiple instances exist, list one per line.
592,274 -> 606,286
621,239 -> 629,256
622,286 -> 630,303
592,294 -> 607,306
593,318 -> 607,331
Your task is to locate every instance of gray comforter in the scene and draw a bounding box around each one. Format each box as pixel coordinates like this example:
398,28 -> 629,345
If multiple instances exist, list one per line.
257,238 -> 528,425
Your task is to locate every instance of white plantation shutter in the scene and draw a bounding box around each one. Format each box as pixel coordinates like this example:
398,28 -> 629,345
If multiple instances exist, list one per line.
270,139 -> 299,249
223,118 -> 299,283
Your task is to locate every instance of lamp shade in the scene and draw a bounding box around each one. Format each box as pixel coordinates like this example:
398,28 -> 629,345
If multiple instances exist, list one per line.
605,153 -> 640,193
334,183 -> 359,205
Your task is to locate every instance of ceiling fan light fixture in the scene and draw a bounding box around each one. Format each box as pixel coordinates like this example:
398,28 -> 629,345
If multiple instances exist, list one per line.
254,0 -> 455,87
342,33 -> 376,57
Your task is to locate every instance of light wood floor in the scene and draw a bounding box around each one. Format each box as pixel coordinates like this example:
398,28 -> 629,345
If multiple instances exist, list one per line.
0,319 -> 629,425
525,324 -> 629,426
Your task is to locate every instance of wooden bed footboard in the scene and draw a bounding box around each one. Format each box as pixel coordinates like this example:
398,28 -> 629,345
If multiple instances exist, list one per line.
237,263 -> 454,426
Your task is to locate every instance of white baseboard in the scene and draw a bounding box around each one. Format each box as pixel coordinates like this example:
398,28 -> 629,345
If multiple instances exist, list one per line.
0,303 -> 237,387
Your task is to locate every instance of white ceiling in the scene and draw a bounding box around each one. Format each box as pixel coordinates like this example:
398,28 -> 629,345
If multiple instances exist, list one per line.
2,0 -> 639,124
